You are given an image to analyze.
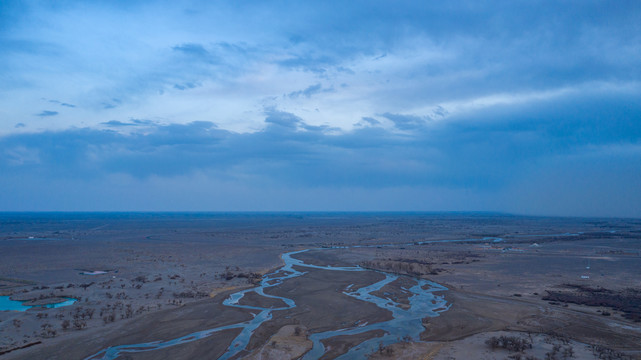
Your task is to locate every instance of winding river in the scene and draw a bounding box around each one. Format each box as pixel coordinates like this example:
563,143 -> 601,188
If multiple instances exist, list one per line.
84,231 -> 581,359
85,248 -> 449,360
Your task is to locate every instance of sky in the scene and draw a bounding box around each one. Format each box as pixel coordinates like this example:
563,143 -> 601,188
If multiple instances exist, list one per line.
1,1 -> 640,216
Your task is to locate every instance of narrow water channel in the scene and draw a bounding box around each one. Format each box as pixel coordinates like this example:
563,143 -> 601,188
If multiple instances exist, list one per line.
84,248 -> 449,360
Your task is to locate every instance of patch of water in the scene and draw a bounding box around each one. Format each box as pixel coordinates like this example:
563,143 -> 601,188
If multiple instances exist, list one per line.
0,296 -> 77,311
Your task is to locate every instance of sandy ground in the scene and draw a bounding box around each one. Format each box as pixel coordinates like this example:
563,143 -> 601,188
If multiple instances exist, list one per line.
1,213 -> 640,359
244,325 -> 312,360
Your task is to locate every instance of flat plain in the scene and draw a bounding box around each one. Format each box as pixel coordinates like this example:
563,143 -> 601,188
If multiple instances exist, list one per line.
1,213 -> 640,359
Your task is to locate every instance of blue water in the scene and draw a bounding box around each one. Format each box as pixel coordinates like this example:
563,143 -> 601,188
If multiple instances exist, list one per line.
83,230 -> 581,359
84,248 -> 449,360
303,275 -> 448,359
0,296 -> 29,311
0,296 -> 77,311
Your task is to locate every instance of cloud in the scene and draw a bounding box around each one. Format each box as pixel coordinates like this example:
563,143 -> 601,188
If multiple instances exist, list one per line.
263,110 -> 303,129
173,82 -> 199,91
288,83 -> 322,98
36,110 -> 58,117
2,1 -> 639,134
1,91 -> 641,215
102,120 -> 136,127
381,113 -> 433,130
359,117 -> 380,126
101,99 -> 122,109
172,43 -> 210,58
277,55 -> 337,74
3,91 -> 640,186
102,119 -> 156,127
3,146 -> 40,165
49,99 -> 76,108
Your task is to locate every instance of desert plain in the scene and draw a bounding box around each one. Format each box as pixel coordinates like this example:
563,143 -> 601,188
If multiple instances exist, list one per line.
1,212 -> 640,359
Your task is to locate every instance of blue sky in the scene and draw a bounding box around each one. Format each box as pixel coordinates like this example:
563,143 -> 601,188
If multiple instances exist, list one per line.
1,1 -> 640,216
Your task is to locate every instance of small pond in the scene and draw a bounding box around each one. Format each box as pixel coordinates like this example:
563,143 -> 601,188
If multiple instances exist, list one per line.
0,296 -> 77,311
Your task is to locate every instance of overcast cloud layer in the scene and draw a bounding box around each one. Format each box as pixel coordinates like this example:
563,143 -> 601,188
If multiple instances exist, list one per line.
1,1 -> 640,216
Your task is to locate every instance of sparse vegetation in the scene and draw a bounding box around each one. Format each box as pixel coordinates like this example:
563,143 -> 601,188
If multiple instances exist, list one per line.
361,259 -> 443,276
172,291 -> 209,298
590,344 -> 632,360
133,276 -> 148,283
543,343 -> 575,360
377,342 -> 395,356
218,268 -> 262,284
39,323 -> 57,338
79,282 -> 94,290
485,335 -> 532,352
543,285 -> 641,322
72,319 -> 87,330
